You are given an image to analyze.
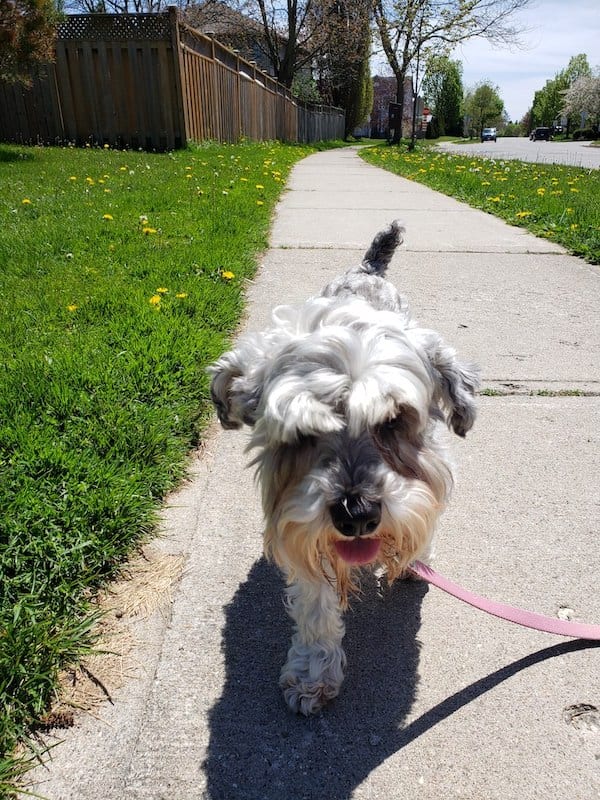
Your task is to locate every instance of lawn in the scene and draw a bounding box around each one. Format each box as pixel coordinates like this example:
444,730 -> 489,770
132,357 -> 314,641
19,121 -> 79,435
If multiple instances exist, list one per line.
0,139 -> 323,790
360,143 -> 600,264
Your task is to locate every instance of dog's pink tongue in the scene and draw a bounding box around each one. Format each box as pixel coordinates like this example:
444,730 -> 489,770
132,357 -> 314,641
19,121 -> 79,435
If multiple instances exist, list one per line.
334,538 -> 381,565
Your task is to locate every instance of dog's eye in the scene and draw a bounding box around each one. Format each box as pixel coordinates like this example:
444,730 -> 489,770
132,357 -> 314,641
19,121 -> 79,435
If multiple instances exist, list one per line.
296,433 -> 317,447
377,416 -> 403,435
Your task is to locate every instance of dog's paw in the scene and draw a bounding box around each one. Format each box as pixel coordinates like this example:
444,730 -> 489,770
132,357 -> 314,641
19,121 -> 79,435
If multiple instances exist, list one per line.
279,641 -> 345,715
280,676 -> 340,716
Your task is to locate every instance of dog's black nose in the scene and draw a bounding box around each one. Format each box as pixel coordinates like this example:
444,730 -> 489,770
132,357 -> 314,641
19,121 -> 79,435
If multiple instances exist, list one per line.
330,496 -> 381,537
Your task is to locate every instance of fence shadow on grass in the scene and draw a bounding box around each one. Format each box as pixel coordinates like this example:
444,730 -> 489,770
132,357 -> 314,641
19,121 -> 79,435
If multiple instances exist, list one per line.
204,557 -> 427,800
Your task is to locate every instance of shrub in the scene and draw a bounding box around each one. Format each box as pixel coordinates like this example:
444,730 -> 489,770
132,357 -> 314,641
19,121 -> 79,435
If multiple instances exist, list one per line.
572,128 -> 598,141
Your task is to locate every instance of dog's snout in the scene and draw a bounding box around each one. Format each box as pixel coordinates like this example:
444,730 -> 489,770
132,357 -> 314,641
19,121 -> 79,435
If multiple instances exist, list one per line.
330,495 -> 381,537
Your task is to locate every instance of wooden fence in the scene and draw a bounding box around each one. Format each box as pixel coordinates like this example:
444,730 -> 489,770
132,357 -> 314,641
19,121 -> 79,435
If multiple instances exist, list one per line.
0,9 -> 344,149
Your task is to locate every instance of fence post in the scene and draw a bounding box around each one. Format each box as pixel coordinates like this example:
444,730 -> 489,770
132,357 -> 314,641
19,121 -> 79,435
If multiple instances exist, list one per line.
168,5 -> 188,147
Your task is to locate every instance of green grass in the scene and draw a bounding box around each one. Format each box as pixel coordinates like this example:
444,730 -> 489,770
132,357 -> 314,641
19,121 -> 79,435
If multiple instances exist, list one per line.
360,143 -> 600,264
0,139 -> 331,791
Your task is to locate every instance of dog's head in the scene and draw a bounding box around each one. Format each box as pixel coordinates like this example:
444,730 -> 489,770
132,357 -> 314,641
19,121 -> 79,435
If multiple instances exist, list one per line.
209,294 -> 478,599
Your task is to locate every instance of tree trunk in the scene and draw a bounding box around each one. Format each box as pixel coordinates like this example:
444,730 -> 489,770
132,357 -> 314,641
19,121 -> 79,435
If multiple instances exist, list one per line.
391,73 -> 405,143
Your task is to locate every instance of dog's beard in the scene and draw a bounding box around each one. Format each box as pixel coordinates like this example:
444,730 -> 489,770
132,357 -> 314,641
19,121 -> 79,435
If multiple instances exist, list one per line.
258,433 -> 451,607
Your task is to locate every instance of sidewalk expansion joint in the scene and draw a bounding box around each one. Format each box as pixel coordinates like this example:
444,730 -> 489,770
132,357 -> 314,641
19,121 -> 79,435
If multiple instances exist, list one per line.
480,381 -> 600,397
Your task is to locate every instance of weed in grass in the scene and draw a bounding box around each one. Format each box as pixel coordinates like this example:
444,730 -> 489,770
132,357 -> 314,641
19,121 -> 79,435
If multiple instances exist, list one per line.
360,144 -> 600,264
0,139 -> 321,786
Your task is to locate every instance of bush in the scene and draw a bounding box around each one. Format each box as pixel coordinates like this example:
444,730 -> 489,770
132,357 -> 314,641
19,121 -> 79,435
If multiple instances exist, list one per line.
572,128 -> 598,141
425,116 -> 440,139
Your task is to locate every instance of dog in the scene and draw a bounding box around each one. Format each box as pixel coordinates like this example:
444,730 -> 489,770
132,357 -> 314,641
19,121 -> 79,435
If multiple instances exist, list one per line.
208,221 -> 479,715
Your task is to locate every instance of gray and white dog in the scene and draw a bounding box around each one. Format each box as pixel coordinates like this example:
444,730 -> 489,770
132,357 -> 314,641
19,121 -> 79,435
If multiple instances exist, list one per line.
209,221 -> 479,715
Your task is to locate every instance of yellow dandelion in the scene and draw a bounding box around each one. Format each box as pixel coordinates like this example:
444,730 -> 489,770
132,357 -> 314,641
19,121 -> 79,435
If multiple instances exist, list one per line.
149,294 -> 161,306
536,187 -> 546,196
21,198 -> 32,205
86,177 -> 95,185
240,177 -> 248,182
102,213 -> 114,220
156,287 -> 169,294
256,200 -> 264,206
175,292 -> 188,299
142,227 -> 158,235
570,223 -> 579,230
487,196 -> 501,203
69,176 -> 77,181
570,187 -> 580,193
66,304 -> 78,312
255,184 -> 264,189
221,270 -> 235,280
516,211 -> 533,218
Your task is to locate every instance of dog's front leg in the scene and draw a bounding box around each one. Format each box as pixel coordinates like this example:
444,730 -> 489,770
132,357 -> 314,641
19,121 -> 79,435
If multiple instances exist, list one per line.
279,574 -> 346,715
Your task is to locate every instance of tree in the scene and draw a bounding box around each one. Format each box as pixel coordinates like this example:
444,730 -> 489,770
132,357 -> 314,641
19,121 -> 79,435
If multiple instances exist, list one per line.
561,71 -> 600,128
422,55 -> 462,137
0,0 -> 59,83
65,0 -> 187,11
223,0 -> 368,89
373,0 -> 533,141
462,81 -> 503,137
316,1 -> 373,137
531,54 -> 592,130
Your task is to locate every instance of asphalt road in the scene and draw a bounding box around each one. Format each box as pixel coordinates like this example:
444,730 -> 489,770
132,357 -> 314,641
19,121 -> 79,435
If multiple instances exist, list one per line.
437,137 -> 600,169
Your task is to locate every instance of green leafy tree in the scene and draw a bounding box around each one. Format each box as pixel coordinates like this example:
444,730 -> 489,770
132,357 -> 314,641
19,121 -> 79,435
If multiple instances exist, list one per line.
318,2 -> 373,138
462,81 -> 504,137
372,0 -> 532,141
422,55 -> 463,137
0,0 -> 59,83
531,54 -> 591,130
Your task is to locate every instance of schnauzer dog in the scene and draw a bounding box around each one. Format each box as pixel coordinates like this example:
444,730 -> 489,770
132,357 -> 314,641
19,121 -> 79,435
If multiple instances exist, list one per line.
209,221 -> 479,715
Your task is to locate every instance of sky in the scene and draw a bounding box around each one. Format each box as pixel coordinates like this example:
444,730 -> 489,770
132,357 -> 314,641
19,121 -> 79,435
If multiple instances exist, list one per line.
373,0 -> 600,123
455,0 -> 600,121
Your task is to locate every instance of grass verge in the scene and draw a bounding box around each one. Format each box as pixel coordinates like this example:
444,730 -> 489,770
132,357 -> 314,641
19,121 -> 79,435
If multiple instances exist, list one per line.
0,138 -> 333,791
360,143 -> 600,264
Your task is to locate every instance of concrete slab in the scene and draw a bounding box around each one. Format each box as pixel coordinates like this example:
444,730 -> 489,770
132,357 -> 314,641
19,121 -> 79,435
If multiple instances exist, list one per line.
249,248 -> 600,390
20,148 -> 600,800
271,148 -> 565,254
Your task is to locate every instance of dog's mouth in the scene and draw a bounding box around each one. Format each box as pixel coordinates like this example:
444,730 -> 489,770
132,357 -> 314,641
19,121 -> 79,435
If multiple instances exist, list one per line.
333,537 -> 381,565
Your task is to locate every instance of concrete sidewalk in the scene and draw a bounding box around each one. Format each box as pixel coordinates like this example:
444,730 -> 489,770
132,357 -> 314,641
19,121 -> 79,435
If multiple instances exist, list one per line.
23,147 -> 600,800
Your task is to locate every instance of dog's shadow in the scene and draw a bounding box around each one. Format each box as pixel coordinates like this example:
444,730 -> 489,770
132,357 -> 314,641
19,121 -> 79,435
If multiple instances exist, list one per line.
204,557 -> 427,800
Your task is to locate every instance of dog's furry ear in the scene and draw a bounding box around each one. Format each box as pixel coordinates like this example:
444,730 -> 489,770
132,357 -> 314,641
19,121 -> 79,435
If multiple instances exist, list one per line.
207,340 -> 264,429
434,355 -> 480,437
409,330 -> 480,437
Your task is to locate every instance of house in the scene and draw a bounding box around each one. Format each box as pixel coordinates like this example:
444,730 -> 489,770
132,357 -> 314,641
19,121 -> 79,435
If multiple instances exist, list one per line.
370,75 -> 424,139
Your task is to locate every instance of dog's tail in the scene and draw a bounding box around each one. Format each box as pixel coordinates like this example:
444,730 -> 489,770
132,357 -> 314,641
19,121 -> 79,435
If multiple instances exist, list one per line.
361,220 -> 405,276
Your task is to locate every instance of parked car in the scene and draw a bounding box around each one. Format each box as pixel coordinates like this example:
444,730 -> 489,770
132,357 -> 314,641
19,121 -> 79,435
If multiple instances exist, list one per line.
530,127 -> 551,141
481,127 -> 497,142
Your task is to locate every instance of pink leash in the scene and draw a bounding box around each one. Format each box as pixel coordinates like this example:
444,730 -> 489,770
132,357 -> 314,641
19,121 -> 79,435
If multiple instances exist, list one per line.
410,560 -> 600,641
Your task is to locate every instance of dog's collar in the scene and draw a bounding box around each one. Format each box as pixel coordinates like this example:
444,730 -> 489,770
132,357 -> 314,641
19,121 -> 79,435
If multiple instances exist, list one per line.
410,561 -> 600,641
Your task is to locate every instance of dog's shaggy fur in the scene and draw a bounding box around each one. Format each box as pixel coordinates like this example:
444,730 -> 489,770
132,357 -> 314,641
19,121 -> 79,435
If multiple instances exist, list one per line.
209,221 -> 479,714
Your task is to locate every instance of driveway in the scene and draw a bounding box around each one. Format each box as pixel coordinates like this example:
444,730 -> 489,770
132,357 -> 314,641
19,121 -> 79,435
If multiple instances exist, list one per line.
437,138 -> 600,169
